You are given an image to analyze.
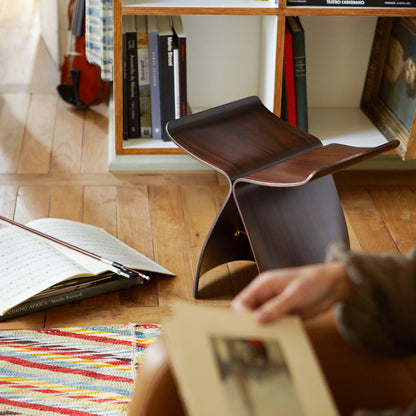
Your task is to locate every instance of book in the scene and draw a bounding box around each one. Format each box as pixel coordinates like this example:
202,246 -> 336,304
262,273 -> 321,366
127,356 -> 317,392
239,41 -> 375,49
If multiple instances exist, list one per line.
156,16 -> 175,141
3,273 -> 141,320
287,16 -> 308,132
123,15 -> 140,138
163,302 -> 340,416
286,0 -> 416,6
0,218 -> 174,320
173,45 -> 180,120
147,15 -> 162,139
122,30 -> 129,140
283,24 -> 297,127
172,16 -> 187,119
136,15 -> 152,138
281,70 -> 288,122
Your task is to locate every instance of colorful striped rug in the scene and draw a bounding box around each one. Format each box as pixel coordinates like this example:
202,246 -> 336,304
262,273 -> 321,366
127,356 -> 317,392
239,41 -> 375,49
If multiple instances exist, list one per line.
0,324 -> 161,415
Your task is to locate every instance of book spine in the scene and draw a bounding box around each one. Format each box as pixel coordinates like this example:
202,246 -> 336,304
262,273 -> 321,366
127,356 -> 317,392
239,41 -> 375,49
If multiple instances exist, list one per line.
178,35 -> 187,118
137,31 -> 152,138
159,32 -> 175,141
172,16 -> 187,118
284,25 -> 297,128
281,70 -> 288,122
148,28 -> 162,139
0,277 -> 142,321
126,32 -> 140,138
122,34 -> 129,140
173,47 -> 180,119
286,0 -> 415,6
288,17 -> 308,132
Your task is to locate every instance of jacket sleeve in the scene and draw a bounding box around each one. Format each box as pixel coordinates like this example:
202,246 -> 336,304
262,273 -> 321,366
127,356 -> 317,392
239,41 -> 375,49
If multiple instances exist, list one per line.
326,243 -> 416,356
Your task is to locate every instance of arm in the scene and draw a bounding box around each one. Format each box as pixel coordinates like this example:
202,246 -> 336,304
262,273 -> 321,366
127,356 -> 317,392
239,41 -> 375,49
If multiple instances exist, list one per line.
328,243 -> 416,356
232,260 -> 352,323
233,243 -> 416,356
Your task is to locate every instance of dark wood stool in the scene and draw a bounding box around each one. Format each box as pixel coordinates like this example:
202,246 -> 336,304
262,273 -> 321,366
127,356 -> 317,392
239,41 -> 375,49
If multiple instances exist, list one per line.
166,96 -> 399,298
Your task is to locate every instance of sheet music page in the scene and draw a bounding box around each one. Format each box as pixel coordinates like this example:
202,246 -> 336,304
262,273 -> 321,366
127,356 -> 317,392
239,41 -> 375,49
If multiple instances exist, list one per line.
0,228 -> 93,315
27,218 -> 174,275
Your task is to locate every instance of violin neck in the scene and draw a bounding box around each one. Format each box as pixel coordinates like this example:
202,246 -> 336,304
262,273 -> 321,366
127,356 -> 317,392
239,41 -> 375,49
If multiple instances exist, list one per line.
71,0 -> 85,37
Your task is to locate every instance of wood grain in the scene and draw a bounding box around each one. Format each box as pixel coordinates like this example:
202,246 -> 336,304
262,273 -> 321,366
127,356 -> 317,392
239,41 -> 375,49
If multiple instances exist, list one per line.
0,94 -> 29,173
337,186 -> 399,254
2,5 -> 416,415
0,0 -> 415,335
17,94 -> 57,174
50,100 -> 85,174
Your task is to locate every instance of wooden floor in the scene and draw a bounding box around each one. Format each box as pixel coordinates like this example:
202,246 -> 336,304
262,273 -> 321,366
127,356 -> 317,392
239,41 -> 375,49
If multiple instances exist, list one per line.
1,0 -> 416,331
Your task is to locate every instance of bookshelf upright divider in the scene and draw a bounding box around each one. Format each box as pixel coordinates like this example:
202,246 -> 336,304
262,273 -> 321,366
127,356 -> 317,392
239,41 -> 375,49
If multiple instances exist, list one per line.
110,0 -> 416,171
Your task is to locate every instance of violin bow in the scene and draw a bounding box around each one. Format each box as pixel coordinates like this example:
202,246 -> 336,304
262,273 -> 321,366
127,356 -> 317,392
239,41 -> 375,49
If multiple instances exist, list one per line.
0,215 -> 150,282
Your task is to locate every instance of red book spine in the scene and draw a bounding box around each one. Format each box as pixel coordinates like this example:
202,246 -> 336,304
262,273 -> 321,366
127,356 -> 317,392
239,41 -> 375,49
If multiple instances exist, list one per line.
284,25 -> 297,127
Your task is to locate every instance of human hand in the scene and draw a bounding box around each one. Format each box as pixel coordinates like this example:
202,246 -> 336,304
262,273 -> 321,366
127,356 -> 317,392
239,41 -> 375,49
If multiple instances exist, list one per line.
232,261 -> 353,324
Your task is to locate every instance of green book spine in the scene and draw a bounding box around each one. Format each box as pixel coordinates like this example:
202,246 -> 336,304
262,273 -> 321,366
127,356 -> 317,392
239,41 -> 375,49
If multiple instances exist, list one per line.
287,17 -> 308,132
0,276 -> 142,321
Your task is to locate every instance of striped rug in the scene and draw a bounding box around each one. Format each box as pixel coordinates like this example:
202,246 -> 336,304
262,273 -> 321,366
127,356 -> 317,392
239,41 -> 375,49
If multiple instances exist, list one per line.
0,324 -> 161,415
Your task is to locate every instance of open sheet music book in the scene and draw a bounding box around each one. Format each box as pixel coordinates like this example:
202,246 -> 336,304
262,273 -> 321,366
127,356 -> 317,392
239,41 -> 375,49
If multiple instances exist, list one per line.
0,218 -> 174,319
163,302 -> 339,416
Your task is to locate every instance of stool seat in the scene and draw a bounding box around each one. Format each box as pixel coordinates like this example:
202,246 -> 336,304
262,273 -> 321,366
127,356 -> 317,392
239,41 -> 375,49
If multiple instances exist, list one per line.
166,96 -> 399,298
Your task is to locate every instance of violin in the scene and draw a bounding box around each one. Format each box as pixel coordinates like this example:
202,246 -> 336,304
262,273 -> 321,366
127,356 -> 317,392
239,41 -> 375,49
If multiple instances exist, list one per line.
57,0 -> 109,108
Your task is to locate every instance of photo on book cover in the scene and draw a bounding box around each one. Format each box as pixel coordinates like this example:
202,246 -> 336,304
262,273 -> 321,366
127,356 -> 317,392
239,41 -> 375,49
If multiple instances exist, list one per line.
210,335 -> 306,416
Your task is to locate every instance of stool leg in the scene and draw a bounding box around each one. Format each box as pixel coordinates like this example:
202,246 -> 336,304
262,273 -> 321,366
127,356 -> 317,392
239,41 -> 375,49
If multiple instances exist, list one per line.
193,194 -> 255,298
233,176 -> 349,272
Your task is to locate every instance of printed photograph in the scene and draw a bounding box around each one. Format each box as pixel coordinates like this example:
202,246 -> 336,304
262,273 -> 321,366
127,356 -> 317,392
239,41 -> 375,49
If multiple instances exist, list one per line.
380,18 -> 416,131
361,17 -> 416,158
210,335 -> 306,416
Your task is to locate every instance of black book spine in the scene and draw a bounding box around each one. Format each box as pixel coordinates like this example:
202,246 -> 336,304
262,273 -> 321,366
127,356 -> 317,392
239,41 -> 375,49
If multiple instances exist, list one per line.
159,33 -> 175,141
122,33 -> 129,140
125,32 -> 141,138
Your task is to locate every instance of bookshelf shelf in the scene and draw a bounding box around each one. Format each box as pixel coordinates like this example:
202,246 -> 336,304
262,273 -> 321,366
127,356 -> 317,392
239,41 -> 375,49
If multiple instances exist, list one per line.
109,0 -> 416,170
122,0 -> 279,14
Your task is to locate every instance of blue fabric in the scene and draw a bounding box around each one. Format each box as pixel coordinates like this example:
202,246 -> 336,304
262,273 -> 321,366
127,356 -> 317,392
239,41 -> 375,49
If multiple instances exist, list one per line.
85,0 -> 113,81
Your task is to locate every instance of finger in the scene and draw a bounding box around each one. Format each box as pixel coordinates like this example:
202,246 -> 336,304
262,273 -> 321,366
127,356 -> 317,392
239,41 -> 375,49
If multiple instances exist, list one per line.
232,272 -> 289,312
253,286 -> 301,324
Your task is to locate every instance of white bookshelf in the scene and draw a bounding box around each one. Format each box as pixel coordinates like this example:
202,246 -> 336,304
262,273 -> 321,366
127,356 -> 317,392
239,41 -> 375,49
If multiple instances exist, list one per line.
110,1 -> 416,171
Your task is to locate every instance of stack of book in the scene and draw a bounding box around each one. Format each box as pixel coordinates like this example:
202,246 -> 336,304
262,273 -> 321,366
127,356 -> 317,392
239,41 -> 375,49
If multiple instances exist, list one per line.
122,15 -> 187,141
281,16 -> 308,133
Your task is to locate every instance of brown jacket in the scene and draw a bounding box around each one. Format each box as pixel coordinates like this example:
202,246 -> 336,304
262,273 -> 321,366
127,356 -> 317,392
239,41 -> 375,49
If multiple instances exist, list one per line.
327,243 -> 416,416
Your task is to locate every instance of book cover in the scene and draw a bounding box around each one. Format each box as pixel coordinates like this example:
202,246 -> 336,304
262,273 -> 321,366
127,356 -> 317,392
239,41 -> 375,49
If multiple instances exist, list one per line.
284,24 -> 297,127
286,0 -> 415,6
0,218 -> 174,319
156,16 -> 175,141
287,16 -> 308,132
172,16 -> 187,118
163,302 -> 340,416
136,15 -> 152,138
123,15 -> 140,138
1,275 -> 141,321
147,15 -> 162,140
